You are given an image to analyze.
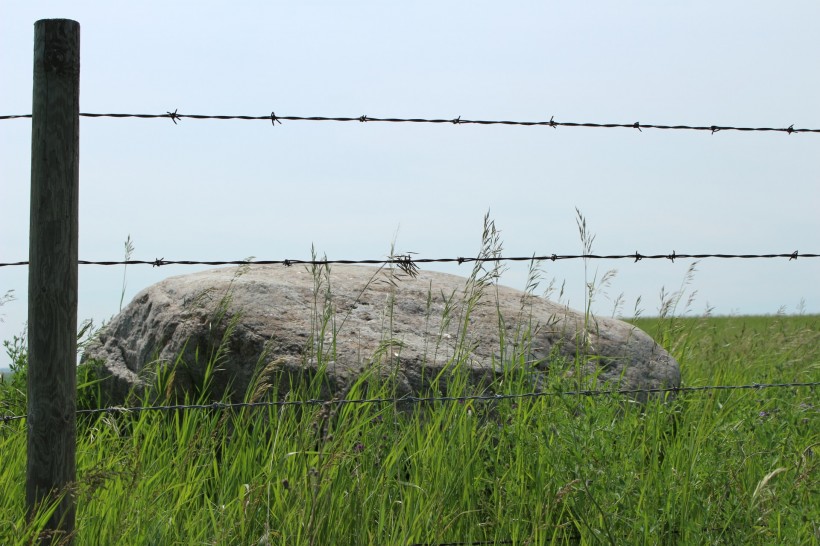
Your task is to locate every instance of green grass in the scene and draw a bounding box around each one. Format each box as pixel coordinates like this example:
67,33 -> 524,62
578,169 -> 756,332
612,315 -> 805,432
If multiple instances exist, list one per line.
2,308 -> 818,544
1,218 -> 817,544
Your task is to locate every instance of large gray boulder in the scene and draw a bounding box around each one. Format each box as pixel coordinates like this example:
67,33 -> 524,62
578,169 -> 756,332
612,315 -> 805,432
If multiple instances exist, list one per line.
82,264 -> 680,404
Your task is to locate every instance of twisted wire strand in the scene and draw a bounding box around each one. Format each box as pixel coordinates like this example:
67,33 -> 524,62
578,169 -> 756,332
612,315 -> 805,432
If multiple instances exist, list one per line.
1,381 -> 816,424
1,111 -> 817,134
0,251 -> 816,269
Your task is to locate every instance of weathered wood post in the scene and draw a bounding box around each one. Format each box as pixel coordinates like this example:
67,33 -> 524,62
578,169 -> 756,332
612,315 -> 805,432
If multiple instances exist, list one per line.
27,19 -> 80,541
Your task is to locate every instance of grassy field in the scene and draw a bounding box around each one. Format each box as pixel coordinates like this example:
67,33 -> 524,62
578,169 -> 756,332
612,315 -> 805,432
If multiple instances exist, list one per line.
1,217 -> 818,544
0,306 -> 817,545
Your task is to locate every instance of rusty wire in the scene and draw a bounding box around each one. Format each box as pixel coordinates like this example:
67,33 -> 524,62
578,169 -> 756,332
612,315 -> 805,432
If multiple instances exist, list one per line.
1,110 -> 818,134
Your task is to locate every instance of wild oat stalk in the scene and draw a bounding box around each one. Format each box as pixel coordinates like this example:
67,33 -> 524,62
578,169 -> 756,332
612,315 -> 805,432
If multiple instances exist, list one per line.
448,212 -> 507,372
118,235 -> 135,313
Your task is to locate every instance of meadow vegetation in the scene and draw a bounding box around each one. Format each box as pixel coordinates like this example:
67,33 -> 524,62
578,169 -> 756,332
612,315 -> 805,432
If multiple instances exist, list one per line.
0,222 -> 817,545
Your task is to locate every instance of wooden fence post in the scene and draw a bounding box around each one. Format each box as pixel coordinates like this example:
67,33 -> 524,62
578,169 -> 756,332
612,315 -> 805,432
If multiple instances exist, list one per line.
27,19 -> 80,542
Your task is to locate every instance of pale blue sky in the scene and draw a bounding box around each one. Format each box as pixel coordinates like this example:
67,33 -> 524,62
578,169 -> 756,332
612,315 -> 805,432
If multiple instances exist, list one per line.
2,2 -> 819,365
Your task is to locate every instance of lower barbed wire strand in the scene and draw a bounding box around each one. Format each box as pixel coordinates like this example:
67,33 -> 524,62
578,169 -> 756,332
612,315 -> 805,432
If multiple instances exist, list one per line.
1,381 -> 816,423
0,251 -> 817,268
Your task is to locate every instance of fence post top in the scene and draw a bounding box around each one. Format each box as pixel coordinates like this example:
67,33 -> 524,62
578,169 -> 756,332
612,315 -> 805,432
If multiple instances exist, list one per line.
35,18 -> 80,25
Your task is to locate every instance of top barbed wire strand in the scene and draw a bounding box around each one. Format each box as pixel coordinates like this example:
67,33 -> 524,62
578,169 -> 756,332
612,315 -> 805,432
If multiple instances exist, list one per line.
0,111 -> 818,134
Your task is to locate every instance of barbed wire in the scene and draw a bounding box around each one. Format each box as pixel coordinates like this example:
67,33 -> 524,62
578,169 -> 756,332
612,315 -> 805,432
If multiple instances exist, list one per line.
0,251 -> 817,270
1,111 -> 818,135
1,381 -> 816,424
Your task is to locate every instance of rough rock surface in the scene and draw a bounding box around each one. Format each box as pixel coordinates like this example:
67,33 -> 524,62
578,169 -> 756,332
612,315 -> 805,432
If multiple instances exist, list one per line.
82,265 -> 680,404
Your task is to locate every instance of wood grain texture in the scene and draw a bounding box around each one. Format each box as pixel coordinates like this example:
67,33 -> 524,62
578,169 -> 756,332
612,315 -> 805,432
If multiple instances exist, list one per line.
27,18 -> 80,542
